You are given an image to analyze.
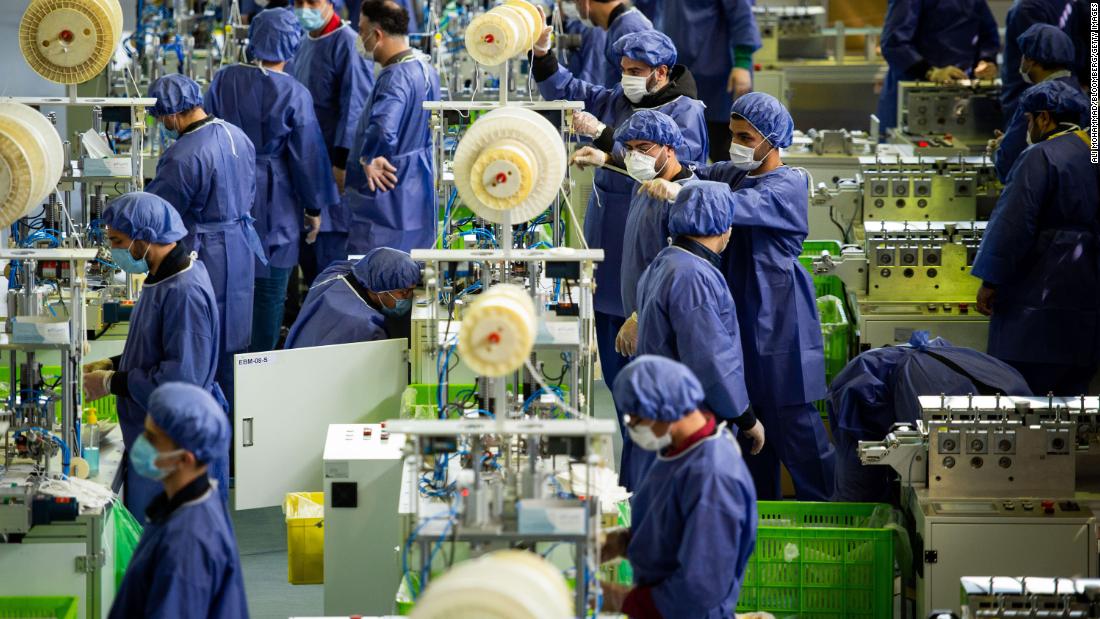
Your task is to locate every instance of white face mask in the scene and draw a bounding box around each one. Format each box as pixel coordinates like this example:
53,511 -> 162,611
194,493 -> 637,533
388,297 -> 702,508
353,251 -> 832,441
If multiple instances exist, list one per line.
625,150 -> 659,181
628,423 -> 672,452
729,141 -> 768,171
621,73 -> 653,103
1019,61 -> 1035,85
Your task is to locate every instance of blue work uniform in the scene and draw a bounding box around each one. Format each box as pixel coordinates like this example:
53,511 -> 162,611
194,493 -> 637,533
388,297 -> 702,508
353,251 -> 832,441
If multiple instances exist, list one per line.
345,50 -> 441,255
995,73 -> 1085,182
697,163 -> 836,501
346,0 -> 415,30
563,17 -> 612,87
603,7 -> 654,78
877,0 -> 1001,133
284,262 -> 389,348
972,128 -> 1100,395
288,19 -> 376,272
620,170 -> 695,317
827,332 -> 1031,502
203,64 -> 340,351
628,427 -> 757,619
535,55 -> 708,401
110,477 -> 248,619
631,241 -> 751,491
1000,0 -> 1076,123
116,257 -> 226,523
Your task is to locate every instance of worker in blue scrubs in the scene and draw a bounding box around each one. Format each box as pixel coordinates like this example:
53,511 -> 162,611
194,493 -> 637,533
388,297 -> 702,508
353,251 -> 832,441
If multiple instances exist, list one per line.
83,193 -> 224,524
290,0 -> 376,278
646,0 -> 760,162
828,331 -> 1031,503
877,0 -> 1000,134
345,0 -> 413,30
533,28 -> 707,405
644,92 -> 836,501
345,0 -> 441,255
600,355 -> 757,617
285,247 -> 419,348
204,7 -> 339,353
569,0 -> 653,85
992,24 -> 1084,182
561,12 -> 611,86
973,80 -> 1098,396
999,0 -> 1076,124
109,383 -> 248,619
146,73 -> 261,418
628,180 -> 764,492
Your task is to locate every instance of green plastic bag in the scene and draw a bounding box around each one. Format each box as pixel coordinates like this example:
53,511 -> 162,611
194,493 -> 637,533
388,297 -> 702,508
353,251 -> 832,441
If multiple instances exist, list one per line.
111,502 -> 143,591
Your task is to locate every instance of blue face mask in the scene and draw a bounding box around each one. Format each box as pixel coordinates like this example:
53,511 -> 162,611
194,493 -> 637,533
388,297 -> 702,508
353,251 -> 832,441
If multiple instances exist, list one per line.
110,240 -> 149,274
295,7 -> 326,31
380,291 -> 413,317
130,435 -> 183,480
161,125 -> 179,141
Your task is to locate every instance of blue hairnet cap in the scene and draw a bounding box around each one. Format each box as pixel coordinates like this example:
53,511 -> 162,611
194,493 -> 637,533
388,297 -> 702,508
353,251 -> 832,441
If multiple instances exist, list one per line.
614,109 -> 685,150
611,30 -> 677,69
730,92 -> 794,149
103,192 -> 188,243
148,73 -> 203,117
668,180 -> 734,237
148,382 -> 230,465
1018,23 -> 1076,67
352,247 -> 420,291
1019,79 -> 1089,117
249,8 -> 304,62
613,356 -> 705,422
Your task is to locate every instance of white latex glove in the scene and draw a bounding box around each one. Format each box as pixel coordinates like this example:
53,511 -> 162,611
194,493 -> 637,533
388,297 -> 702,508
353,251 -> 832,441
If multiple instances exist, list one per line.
533,6 -> 552,56
83,370 -> 113,401
614,313 -> 638,357
83,358 -> 113,374
570,146 -> 609,169
728,66 -> 752,97
973,59 -> 997,80
926,65 -> 967,84
641,178 -> 682,201
363,156 -> 397,192
742,420 -> 766,456
737,613 -> 777,619
304,214 -> 322,245
572,111 -> 606,138
986,129 -> 1004,157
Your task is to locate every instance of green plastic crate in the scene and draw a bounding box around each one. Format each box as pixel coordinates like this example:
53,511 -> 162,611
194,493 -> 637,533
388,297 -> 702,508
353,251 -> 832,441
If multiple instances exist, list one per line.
799,240 -> 843,271
818,295 -> 851,383
0,596 -> 78,619
737,502 -> 895,618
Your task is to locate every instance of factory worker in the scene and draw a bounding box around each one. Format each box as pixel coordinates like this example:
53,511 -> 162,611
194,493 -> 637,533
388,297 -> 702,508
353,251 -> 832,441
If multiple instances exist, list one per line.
145,73 -> 260,416
532,27 -> 707,405
204,7 -> 339,353
82,193 -> 224,524
109,383 -> 248,619
972,80 -> 1098,396
644,93 -> 836,501
345,0 -> 413,30
284,247 -> 419,348
877,0 -> 1000,133
999,0 -> 1077,124
568,0 -> 653,85
600,356 -> 757,618
627,181 -> 763,492
289,0 -> 375,278
344,0 -> 441,255
639,0 -> 760,162
562,12 -> 612,86
828,331 -> 1031,503
992,24 -> 1084,182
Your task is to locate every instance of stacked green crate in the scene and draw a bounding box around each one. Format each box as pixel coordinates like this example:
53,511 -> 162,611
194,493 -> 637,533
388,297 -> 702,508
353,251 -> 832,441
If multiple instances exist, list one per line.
800,241 -> 853,418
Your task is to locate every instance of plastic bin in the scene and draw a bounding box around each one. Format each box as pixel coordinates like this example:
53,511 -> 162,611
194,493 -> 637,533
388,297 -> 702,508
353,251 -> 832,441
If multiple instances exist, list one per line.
285,492 -> 325,585
817,295 -> 851,384
0,597 -> 78,619
737,502 -> 895,618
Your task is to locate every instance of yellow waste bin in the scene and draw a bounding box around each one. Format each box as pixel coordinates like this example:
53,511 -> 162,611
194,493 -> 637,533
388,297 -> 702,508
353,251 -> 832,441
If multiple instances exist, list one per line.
284,492 -> 324,584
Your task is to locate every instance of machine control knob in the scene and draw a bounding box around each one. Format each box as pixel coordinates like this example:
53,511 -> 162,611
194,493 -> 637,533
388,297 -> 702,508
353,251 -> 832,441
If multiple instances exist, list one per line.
1042,500 -> 1056,515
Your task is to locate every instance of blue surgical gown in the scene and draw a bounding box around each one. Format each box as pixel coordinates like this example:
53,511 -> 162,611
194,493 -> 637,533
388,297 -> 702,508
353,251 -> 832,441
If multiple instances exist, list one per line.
109,483 -> 249,619
284,270 -> 389,348
827,332 -> 1031,502
629,245 -> 751,490
203,65 -> 340,275
147,119 -> 261,354
999,0 -> 1075,124
877,0 -> 1001,132
994,74 -> 1085,182
563,17 -> 612,87
697,164 -> 827,407
971,129 -> 1100,368
628,428 -> 757,619
659,0 -> 761,122
620,173 -> 694,316
537,67 -> 707,317
288,22 -> 375,240
345,53 -> 441,255
117,259 -> 228,523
